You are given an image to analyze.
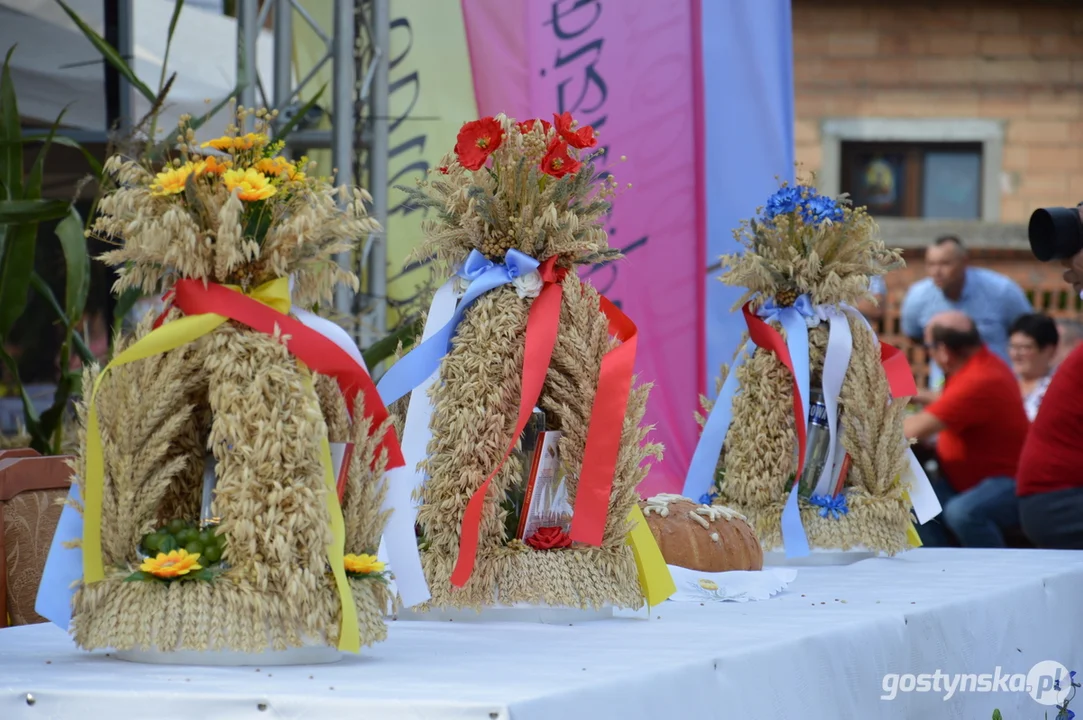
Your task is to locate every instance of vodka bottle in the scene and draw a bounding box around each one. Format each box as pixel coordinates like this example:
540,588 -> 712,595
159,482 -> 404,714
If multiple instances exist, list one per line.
797,388 -> 831,498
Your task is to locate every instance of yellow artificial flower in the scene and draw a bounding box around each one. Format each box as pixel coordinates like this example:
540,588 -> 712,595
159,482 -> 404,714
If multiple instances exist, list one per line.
222,168 -> 277,202
149,162 -> 201,196
140,549 -> 202,579
200,132 -> 268,152
255,156 -> 304,181
343,553 -> 385,575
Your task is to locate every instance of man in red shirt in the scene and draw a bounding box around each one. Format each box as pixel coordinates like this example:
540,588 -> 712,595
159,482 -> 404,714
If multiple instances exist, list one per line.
1017,344 -> 1083,548
1017,202 -> 1083,548
903,310 -> 1029,547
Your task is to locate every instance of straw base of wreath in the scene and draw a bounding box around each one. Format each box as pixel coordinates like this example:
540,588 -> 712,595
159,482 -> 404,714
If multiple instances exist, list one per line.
414,544 -> 643,612
71,574 -> 390,656
721,492 -> 913,558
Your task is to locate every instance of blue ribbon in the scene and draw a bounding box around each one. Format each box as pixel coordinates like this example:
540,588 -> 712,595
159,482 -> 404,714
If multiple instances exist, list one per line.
681,343 -> 753,502
376,248 -> 540,407
809,492 -> 849,520
686,295 -> 827,558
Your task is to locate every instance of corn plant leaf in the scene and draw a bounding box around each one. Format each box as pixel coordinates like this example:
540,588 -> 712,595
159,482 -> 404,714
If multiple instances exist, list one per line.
362,319 -> 422,369
0,344 -> 42,442
0,130 -> 63,337
38,367 -> 77,455
26,107 -> 67,205
0,46 -> 21,201
29,272 -> 95,365
23,134 -> 103,178
54,209 -> 89,324
56,0 -> 157,104
159,0 -> 186,94
0,198 -> 71,224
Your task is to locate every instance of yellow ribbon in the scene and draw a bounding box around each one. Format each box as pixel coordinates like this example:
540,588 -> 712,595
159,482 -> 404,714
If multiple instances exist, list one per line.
902,491 -> 923,548
83,277 -> 360,652
625,505 -> 676,606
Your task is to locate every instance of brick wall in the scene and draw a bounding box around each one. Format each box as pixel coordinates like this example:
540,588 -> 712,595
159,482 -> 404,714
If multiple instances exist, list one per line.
792,0 -> 1083,223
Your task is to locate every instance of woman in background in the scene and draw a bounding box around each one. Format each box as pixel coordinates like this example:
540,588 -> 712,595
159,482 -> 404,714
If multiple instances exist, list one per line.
1007,313 -> 1059,421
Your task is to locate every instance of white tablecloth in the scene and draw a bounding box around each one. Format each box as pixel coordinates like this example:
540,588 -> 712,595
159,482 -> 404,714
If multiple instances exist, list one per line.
3,549 -> 1083,720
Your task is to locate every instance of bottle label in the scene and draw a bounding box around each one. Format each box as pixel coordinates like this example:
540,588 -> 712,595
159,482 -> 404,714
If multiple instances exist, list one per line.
809,400 -> 828,427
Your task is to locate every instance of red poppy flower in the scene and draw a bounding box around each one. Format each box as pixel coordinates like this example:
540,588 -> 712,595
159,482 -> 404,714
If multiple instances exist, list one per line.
454,117 -> 504,170
437,165 -> 449,174
525,526 -> 572,551
552,111 -> 597,149
539,138 -> 581,179
517,118 -> 552,135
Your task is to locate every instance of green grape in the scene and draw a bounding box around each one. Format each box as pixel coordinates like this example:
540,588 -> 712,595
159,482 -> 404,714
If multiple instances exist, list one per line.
159,534 -> 179,552
202,545 -> 222,564
176,529 -> 198,546
184,541 -> 204,556
141,533 -> 161,554
199,528 -> 217,545
167,519 -> 187,535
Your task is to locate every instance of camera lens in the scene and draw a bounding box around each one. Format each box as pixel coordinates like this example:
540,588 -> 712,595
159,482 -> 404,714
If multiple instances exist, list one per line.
1028,205 -> 1083,262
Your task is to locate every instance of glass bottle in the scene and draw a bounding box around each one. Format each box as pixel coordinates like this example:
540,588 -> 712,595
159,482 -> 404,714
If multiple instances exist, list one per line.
797,388 -> 832,498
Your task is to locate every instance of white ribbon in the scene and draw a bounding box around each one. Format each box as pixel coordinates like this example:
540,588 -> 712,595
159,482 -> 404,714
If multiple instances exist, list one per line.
387,279 -> 460,605
840,304 -> 942,524
288,280 -> 431,607
812,308 -> 853,497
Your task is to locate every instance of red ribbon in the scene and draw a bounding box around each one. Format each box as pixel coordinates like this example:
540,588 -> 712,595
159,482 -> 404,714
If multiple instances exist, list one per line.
450,258 -> 566,588
568,297 -> 638,546
742,303 -> 808,481
168,279 -> 405,471
880,342 -> 917,398
739,302 -> 918,487
151,289 -> 175,330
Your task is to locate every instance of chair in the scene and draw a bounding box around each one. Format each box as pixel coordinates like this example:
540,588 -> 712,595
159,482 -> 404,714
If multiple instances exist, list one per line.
0,448 -> 72,627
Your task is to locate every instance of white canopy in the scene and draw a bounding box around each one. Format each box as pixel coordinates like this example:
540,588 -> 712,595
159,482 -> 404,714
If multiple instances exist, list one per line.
0,0 -> 275,139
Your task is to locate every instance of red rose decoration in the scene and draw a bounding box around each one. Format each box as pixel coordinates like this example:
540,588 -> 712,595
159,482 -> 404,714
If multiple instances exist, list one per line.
454,117 -> 504,170
517,118 -> 552,135
552,111 -> 597,149
540,138 -> 581,179
525,526 -> 572,550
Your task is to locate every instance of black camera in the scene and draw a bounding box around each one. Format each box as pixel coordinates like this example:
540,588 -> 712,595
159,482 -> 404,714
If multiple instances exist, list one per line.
1029,202 -> 1083,262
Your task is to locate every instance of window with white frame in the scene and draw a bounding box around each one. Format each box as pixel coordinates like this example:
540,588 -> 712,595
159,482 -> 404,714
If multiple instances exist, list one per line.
820,119 -> 1004,223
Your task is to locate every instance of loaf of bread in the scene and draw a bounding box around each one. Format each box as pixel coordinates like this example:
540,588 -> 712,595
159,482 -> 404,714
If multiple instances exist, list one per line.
640,494 -> 763,572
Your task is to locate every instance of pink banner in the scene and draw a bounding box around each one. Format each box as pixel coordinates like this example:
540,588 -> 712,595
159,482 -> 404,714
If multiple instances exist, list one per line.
462,0 -> 703,496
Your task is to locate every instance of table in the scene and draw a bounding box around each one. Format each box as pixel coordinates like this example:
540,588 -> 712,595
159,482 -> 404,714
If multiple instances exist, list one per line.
3,549 -> 1083,720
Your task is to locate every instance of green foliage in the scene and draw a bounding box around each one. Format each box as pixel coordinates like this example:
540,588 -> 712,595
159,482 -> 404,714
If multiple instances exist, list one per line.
55,1 -> 157,104
0,48 -> 91,455
362,318 -> 422,369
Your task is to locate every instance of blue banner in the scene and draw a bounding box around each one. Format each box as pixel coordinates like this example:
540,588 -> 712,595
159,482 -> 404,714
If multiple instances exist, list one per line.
700,0 -> 795,388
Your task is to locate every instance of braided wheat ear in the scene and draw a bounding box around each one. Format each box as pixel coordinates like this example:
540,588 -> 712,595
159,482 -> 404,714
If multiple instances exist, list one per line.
413,274 -> 659,611
716,313 -> 912,555
70,314 -> 392,653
